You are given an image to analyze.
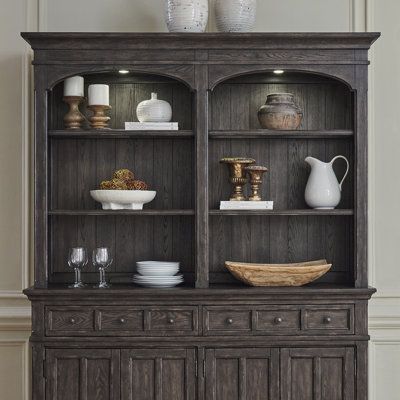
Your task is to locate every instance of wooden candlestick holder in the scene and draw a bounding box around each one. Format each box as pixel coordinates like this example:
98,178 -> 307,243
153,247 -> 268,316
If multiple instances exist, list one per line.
87,105 -> 111,129
63,96 -> 85,129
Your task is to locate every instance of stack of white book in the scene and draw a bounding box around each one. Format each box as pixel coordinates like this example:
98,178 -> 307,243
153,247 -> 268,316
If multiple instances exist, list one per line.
220,201 -> 274,210
125,122 -> 179,130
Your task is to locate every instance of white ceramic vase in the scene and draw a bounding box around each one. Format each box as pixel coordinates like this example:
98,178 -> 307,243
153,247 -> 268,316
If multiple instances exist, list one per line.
165,0 -> 208,33
136,93 -> 172,123
215,0 -> 257,32
304,155 -> 349,209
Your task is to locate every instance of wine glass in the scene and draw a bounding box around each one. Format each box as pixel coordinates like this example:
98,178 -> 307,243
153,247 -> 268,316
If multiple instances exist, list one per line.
67,247 -> 88,288
92,247 -> 113,288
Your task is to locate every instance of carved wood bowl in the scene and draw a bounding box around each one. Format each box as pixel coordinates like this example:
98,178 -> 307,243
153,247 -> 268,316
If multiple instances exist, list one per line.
225,259 -> 332,287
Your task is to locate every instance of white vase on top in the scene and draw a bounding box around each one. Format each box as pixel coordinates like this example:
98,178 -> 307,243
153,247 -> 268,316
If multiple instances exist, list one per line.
165,0 -> 209,33
215,0 -> 257,32
136,93 -> 173,123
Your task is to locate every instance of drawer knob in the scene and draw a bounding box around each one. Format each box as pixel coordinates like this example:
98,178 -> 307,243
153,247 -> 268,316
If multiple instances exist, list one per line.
168,318 -> 175,324
226,318 -> 234,325
69,318 -> 76,324
323,316 -> 332,324
274,317 -> 283,324
119,318 -> 126,324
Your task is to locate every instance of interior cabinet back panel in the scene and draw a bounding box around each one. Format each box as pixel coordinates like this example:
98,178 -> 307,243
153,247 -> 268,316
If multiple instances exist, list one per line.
50,138 -> 194,210
210,81 -> 352,131
50,215 -> 194,281
209,215 -> 353,284
50,75 -> 192,130
209,138 -> 353,209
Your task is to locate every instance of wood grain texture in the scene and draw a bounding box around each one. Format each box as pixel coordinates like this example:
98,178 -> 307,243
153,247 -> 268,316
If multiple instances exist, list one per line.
25,32 -> 377,400
50,76 -> 192,130
121,349 -> 196,400
46,349 -> 119,400
280,347 -> 354,400
224,261 -> 332,287
205,348 -> 280,400
50,215 -> 194,281
209,216 -> 353,284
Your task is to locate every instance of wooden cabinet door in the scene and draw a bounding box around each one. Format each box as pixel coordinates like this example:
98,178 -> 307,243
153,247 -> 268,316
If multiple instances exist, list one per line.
121,348 -> 196,400
46,349 -> 120,400
205,348 -> 279,400
281,347 -> 355,400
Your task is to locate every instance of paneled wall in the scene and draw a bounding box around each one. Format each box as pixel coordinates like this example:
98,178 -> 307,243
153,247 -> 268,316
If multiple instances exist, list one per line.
0,0 -> 399,398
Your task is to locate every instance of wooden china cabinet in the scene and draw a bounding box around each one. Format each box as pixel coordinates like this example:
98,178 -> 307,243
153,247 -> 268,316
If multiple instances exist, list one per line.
22,32 -> 379,400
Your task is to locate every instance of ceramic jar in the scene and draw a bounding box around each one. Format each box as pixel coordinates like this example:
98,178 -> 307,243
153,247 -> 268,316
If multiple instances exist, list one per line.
258,93 -> 303,130
136,93 -> 172,123
215,0 -> 257,32
165,0 -> 208,32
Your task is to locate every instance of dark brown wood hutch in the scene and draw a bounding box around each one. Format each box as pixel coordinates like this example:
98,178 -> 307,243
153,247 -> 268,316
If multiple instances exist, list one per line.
22,32 -> 379,400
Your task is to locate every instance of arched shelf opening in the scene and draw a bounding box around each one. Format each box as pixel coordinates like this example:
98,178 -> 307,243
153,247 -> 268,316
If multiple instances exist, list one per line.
49,70 -> 193,131
207,70 -> 355,286
47,70 -> 196,285
209,70 -> 354,133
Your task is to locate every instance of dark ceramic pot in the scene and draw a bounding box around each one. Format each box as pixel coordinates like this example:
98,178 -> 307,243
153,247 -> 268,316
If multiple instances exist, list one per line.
258,93 -> 303,130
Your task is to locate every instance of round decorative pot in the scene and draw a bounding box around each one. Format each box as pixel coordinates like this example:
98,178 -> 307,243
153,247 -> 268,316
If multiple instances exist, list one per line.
215,0 -> 256,32
136,93 -> 172,123
258,93 -> 303,130
165,0 -> 208,33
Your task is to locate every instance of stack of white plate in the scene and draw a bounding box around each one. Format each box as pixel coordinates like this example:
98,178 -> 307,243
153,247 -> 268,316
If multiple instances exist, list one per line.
133,261 -> 183,288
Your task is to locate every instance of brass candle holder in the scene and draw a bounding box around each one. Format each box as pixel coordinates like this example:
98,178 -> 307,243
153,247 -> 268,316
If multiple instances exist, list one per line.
244,165 -> 268,201
87,105 -> 111,129
63,96 -> 85,129
220,157 -> 255,201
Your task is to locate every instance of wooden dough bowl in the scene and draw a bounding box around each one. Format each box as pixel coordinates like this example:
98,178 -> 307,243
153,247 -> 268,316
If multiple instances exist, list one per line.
225,259 -> 332,287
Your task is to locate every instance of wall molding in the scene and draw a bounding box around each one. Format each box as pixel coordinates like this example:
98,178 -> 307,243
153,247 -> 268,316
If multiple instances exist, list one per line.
0,336 -> 30,400
0,308 -> 31,331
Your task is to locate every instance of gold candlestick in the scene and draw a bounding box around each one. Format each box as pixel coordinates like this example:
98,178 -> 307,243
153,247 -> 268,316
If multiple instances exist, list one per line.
244,165 -> 268,201
220,157 -> 256,201
87,105 -> 111,129
63,96 -> 85,129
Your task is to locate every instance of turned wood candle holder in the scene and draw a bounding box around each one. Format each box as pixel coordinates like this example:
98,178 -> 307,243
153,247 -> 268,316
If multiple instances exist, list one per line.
244,165 -> 268,201
63,96 -> 85,129
87,105 -> 111,129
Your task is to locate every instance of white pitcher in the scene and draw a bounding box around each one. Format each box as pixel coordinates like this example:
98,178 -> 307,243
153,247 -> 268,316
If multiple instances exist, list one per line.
304,155 -> 349,209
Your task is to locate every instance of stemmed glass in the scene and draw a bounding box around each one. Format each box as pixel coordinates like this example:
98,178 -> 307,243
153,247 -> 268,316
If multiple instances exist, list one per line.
92,247 -> 113,288
67,247 -> 88,288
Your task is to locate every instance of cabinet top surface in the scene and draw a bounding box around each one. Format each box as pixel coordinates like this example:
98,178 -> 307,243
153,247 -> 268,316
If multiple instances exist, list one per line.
21,32 -> 380,50
24,284 -> 376,301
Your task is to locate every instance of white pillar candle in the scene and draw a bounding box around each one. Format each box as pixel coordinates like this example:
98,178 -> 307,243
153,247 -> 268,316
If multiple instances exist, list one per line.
63,76 -> 84,97
88,84 -> 109,106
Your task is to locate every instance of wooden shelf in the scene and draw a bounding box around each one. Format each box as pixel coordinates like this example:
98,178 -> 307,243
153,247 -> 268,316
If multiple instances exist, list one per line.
209,129 -> 354,139
209,209 -> 354,216
49,209 -> 195,216
48,129 -> 194,139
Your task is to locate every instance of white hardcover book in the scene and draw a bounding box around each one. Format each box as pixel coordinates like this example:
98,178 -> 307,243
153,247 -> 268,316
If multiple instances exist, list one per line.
125,122 -> 179,130
220,201 -> 274,210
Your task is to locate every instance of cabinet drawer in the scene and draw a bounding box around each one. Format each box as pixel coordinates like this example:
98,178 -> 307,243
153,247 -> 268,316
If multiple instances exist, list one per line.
149,308 -> 197,332
46,306 -> 198,336
204,308 -> 252,333
46,308 -> 94,335
98,309 -> 144,331
303,306 -> 354,333
255,310 -> 300,332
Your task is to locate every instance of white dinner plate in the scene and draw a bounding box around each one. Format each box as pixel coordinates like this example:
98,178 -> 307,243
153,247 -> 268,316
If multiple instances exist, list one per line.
136,261 -> 180,266
133,274 -> 183,282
